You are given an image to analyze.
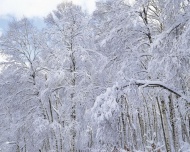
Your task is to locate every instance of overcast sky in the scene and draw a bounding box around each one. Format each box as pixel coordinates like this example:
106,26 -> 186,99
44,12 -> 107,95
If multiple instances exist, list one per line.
0,0 -> 96,17
0,0 -> 96,36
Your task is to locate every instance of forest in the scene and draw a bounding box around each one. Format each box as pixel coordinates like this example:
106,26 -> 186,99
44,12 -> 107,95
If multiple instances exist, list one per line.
0,0 -> 190,151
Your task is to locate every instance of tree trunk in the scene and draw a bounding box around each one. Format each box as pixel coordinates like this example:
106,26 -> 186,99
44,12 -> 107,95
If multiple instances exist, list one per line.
152,104 -> 158,142
138,108 -> 145,150
177,102 -> 190,144
168,94 -> 178,151
157,97 -> 171,152
160,99 -> 171,152
121,96 -> 127,148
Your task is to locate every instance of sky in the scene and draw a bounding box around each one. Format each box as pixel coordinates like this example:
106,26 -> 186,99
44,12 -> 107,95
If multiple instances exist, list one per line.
0,0 -> 96,36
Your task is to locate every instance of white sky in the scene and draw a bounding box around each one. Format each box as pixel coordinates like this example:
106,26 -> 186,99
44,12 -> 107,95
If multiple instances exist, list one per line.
0,0 -> 96,18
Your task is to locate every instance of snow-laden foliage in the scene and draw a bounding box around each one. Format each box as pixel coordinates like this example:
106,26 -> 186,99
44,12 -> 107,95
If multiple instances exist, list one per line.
92,85 -> 120,146
1,0 -> 190,152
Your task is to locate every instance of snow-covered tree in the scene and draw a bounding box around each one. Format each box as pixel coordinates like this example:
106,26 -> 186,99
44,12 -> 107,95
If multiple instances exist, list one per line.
1,0 -> 190,152
0,18 -> 49,152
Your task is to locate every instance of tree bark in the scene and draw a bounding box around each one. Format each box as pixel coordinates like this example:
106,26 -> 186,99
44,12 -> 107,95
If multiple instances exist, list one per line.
161,100 -> 171,152
168,94 -> 178,151
157,97 -> 171,152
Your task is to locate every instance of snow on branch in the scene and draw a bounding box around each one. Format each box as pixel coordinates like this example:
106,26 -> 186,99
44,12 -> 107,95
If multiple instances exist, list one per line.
123,80 -> 190,102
